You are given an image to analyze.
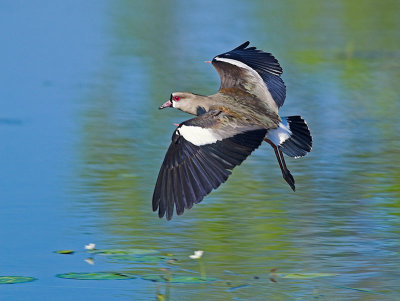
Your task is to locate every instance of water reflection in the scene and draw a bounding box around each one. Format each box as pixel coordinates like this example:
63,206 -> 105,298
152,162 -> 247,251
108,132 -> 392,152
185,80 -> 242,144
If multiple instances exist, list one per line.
73,0 -> 400,299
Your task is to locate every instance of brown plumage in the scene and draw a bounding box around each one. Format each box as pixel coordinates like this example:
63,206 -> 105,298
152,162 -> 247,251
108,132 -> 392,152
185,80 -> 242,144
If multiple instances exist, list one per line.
154,41 -> 312,220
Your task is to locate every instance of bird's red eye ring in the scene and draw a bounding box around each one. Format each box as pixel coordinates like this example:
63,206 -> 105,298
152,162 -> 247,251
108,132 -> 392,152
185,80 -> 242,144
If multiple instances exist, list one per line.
173,96 -> 181,101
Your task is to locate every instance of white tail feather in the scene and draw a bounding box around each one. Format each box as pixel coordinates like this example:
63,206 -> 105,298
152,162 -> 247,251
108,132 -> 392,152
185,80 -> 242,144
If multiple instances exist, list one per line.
266,118 -> 291,146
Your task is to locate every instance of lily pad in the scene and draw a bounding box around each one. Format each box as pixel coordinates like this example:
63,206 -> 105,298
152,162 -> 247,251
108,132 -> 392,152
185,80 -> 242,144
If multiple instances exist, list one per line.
0,276 -> 36,284
142,275 -> 217,283
278,273 -> 338,279
56,272 -> 137,280
87,248 -> 157,256
54,250 -> 75,255
107,255 -> 168,263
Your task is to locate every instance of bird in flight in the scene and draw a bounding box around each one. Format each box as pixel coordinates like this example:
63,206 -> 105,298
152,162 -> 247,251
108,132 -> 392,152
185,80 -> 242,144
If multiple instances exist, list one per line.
153,41 -> 312,220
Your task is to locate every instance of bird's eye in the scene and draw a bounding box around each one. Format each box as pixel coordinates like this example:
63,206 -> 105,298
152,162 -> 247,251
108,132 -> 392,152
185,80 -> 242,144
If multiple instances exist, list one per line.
173,96 -> 181,101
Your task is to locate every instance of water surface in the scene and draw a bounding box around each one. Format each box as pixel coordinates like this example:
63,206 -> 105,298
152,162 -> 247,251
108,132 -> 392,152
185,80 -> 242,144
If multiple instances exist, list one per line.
1,0 -> 400,300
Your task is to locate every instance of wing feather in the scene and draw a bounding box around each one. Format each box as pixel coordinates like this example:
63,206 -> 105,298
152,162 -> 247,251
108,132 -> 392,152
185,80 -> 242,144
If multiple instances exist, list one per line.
211,41 -> 286,109
153,111 -> 267,220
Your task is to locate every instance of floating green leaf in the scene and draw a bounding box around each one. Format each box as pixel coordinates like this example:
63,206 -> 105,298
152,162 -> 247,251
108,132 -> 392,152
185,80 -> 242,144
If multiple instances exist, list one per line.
278,273 -> 339,279
0,276 -> 36,284
54,250 -> 75,254
56,272 -> 137,280
142,275 -> 217,283
108,255 -> 168,263
87,248 -> 157,256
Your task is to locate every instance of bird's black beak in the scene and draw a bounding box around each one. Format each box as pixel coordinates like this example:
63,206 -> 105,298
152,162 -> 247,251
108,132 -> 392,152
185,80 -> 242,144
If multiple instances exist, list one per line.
159,100 -> 172,109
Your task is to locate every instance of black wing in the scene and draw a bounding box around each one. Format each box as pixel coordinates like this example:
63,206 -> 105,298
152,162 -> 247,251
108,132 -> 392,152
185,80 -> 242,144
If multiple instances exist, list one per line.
153,111 -> 267,220
212,41 -> 286,108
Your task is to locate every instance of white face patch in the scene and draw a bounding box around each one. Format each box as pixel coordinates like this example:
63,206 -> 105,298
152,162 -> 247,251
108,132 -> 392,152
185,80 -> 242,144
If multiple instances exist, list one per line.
266,119 -> 292,146
178,125 -> 222,146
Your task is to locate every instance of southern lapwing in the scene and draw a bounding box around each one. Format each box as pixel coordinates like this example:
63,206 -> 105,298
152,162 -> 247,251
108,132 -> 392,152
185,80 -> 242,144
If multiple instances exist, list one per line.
154,41 -> 312,220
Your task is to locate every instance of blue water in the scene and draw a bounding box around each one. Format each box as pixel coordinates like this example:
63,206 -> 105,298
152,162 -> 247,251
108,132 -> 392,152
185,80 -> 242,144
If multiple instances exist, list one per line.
1,0 -> 400,300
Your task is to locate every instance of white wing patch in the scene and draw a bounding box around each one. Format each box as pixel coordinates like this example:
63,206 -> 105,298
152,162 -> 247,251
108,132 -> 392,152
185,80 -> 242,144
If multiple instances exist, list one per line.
214,57 -> 254,72
213,57 -> 279,113
267,118 -> 292,146
178,125 -> 223,146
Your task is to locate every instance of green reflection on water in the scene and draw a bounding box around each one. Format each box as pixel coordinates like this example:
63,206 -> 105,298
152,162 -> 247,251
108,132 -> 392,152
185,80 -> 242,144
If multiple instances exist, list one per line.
74,0 -> 400,299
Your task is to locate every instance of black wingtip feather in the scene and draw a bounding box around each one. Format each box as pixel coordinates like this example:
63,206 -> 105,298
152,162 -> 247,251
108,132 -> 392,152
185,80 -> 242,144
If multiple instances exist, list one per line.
234,41 -> 250,50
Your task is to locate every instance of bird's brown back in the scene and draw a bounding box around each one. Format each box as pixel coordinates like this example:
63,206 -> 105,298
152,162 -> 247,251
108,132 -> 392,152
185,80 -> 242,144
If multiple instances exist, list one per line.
209,88 -> 281,130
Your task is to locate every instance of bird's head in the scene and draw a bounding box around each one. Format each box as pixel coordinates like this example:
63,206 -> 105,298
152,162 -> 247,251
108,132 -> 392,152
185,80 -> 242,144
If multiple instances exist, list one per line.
159,92 -> 206,115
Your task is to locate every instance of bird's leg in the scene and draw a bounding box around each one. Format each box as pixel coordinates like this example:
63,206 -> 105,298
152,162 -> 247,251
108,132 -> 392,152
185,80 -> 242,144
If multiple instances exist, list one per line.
278,148 -> 295,191
265,139 -> 285,175
264,139 -> 295,191
279,149 -> 288,171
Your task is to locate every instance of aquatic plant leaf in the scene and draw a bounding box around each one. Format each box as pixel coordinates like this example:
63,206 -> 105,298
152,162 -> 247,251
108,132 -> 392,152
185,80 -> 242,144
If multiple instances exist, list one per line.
278,273 -> 338,279
54,250 -> 75,254
87,248 -> 157,256
56,272 -> 137,280
108,255 -> 168,263
0,276 -> 36,284
142,275 -> 217,283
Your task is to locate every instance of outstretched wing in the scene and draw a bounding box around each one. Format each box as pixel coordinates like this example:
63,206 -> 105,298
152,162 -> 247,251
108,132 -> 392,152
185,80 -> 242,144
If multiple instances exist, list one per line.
211,41 -> 286,110
153,110 -> 267,220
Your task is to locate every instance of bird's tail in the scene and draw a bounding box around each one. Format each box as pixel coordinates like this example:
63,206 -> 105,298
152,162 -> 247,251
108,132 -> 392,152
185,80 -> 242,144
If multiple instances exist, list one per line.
267,116 -> 312,158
